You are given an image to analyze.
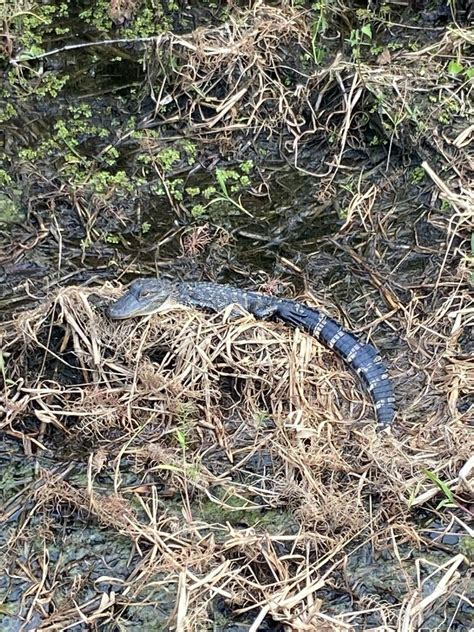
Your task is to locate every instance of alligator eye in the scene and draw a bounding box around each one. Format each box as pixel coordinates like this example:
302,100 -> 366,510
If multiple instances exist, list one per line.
139,290 -> 151,299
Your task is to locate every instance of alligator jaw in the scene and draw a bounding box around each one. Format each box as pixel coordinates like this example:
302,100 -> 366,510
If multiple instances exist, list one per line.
108,294 -> 185,319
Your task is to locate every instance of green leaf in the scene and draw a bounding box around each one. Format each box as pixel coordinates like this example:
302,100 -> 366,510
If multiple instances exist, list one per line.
361,24 -> 372,39
176,429 -> 186,450
18,44 -> 46,60
447,60 -> 463,75
437,498 -> 457,510
216,170 -> 228,197
423,469 -> 455,504
466,67 -> 474,80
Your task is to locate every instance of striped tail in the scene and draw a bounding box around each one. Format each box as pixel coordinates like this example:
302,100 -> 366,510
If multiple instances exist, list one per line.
277,302 -> 395,426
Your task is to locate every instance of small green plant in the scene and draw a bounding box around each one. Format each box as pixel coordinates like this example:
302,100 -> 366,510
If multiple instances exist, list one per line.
190,204 -> 206,218
157,148 -> 181,173
254,409 -> 269,428
410,166 -> 425,184
185,186 -> 201,198
347,23 -> 372,61
423,469 -> 457,509
176,428 -> 186,453
205,169 -> 252,216
174,403 -> 203,480
202,186 -> 217,200
310,1 -> 328,64
167,178 -> 184,201
104,234 -> 119,244
369,135 -> 382,146
181,140 -> 197,164
89,170 -> 136,195
176,402 -> 196,426
447,59 -> 463,75
0,169 -> 13,186
0,103 -> 17,124
240,160 -> 254,175
446,59 -> 474,80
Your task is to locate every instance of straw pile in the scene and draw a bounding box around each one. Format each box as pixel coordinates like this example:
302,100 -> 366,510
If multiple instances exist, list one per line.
1,281 -> 471,630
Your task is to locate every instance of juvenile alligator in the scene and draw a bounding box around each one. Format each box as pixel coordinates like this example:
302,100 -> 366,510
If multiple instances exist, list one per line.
108,279 -> 396,426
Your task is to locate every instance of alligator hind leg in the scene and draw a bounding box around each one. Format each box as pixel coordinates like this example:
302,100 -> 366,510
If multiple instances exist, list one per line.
226,302 -> 278,321
276,301 -> 318,331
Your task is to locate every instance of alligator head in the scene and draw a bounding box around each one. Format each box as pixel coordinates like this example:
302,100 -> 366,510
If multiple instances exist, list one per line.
108,278 -> 180,320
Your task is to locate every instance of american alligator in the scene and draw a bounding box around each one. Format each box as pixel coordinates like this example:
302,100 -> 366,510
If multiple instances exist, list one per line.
108,279 -> 396,426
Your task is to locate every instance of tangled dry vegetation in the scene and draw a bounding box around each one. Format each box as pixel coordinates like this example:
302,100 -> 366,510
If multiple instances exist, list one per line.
140,4 -> 474,171
1,1 -> 473,631
1,268 -> 472,629
144,4 -> 315,140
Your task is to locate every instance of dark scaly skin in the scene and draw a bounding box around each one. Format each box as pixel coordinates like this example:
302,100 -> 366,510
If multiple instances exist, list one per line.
108,279 -> 396,426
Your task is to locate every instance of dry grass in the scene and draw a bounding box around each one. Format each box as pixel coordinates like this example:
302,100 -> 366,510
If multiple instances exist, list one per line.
144,4 -> 315,137
1,3 -> 473,631
1,267 -> 472,629
138,5 -> 474,178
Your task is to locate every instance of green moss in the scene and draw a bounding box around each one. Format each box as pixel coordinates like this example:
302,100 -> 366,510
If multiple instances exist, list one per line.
158,148 -> 181,172
410,166 -> 425,184
185,186 -> 200,198
190,204 -> 206,218
199,490 -> 298,534
0,170 -> 13,186
0,192 -> 23,225
0,102 -> 17,124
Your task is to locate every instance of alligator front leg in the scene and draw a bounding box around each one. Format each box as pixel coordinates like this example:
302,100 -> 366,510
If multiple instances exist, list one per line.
246,299 -> 280,320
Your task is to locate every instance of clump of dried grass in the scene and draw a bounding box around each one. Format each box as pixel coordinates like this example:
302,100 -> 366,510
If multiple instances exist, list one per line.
139,5 -> 474,181
145,5 -> 310,127
1,281 -> 471,630
140,2 -> 350,166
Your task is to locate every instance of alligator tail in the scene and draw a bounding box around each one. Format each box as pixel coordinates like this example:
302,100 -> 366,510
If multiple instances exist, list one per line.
277,302 -> 395,426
